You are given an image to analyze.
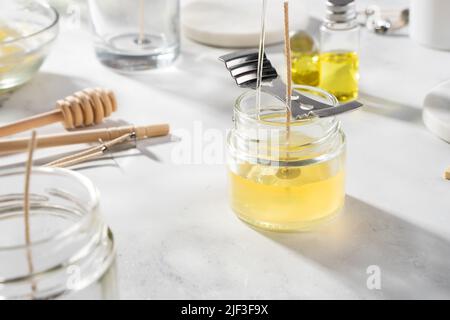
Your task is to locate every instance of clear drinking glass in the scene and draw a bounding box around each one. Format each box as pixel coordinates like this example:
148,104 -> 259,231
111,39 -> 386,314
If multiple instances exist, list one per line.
0,168 -> 117,299
87,0 -> 180,71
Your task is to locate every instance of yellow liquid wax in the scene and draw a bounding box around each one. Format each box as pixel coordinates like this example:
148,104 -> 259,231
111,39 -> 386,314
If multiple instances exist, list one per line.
229,155 -> 345,231
0,25 -> 45,92
292,51 -> 320,86
0,26 -> 22,41
0,26 -> 23,73
319,51 -> 359,102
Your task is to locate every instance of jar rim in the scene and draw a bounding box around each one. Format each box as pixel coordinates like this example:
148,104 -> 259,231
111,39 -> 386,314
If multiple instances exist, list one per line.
230,85 -> 345,165
234,84 -> 339,127
0,1 -> 59,46
0,167 -> 100,252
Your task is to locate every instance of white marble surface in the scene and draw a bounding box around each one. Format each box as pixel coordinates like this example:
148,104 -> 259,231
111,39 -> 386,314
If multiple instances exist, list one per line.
1,0 -> 450,299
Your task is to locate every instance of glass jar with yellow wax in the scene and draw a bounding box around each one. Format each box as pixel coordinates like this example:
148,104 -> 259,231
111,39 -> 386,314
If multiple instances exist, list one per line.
0,0 -> 59,93
227,85 -> 346,232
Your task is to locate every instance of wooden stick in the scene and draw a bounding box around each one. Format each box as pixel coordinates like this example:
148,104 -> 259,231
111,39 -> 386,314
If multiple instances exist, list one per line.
49,149 -> 105,169
24,131 -> 37,296
0,124 -> 170,154
45,144 -> 105,167
0,110 -> 63,137
283,1 -> 292,139
45,133 -> 132,168
0,88 -> 117,138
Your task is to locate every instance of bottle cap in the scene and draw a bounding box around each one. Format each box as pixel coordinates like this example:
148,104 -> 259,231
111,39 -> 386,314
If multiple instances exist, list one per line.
326,0 -> 357,23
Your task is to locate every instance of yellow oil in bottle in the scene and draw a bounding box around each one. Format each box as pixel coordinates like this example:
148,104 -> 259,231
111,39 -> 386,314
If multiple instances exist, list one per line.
319,51 -> 359,102
229,148 -> 345,231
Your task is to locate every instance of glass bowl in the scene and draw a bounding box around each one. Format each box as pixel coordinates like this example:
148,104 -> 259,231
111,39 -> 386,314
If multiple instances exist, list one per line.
0,0 -> 59,93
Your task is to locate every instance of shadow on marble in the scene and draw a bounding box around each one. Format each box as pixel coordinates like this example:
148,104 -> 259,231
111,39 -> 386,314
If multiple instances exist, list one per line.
359,91 -> 423,124
377,30 -> 409,38
127,50 -> 242,117
259,196 -> 450,299
0,72 -> 97,116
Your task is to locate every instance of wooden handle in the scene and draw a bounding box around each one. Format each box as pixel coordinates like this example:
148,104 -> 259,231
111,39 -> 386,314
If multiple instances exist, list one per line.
0,124 -> 170,154
0,88 -> 118,138
0,110 -> 64,138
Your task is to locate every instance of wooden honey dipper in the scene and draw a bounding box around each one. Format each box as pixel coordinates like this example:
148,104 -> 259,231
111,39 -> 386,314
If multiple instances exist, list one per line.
0,88 -> 117,138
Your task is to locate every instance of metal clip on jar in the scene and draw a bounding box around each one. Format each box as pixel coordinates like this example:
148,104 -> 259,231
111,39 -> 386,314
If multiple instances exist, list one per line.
227,86 -> 346,232
0,168 -> 117,299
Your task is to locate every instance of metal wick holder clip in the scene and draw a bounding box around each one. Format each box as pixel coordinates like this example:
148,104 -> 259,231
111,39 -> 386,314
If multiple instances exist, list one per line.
219,50 -> 363,120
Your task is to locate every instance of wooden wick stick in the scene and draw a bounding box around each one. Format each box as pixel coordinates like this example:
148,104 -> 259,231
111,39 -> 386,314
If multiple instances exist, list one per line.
24,130 -> 37,296
45,133 -> 132,168
138,0 -> 145,45
283,1 -> 292,139
46,145 -> 105,167
49,149 -> 105,169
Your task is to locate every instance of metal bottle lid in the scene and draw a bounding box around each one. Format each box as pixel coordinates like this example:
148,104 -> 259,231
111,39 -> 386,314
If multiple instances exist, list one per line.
325,0 -> 357,23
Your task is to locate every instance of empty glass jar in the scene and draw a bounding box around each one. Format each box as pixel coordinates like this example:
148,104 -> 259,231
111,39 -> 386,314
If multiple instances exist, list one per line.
0,168 -> 117,299
88,0 -> 180,71
227,86 -> 346,232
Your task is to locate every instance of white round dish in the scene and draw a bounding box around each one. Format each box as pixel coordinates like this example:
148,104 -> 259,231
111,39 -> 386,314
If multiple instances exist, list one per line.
182,0 -> 308,48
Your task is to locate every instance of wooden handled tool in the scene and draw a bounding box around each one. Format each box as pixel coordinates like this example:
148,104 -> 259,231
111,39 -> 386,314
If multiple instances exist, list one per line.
0,124 -> 169,154
0,88 -> 117,138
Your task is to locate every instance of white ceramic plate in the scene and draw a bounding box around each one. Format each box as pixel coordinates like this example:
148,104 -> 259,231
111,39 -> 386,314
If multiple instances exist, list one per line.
182,0 -> 308,48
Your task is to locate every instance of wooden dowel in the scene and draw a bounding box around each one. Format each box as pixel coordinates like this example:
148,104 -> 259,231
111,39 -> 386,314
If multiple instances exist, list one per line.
0,110 -> 63,137
45,132 -> 132,167
45,145 -> 102,167
0,124 -> 170,154
49,149 -> 105,168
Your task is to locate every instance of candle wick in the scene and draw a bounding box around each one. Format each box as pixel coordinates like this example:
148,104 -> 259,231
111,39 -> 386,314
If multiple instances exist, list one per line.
24,130 -> 37,298
138,0 -> 145,46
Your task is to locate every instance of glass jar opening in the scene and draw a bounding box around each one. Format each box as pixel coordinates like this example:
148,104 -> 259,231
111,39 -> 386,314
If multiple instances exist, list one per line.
0,168 -> 116,299
234,85 -> 338,123
229,85 -> 344,166
0,167 -> 99,251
